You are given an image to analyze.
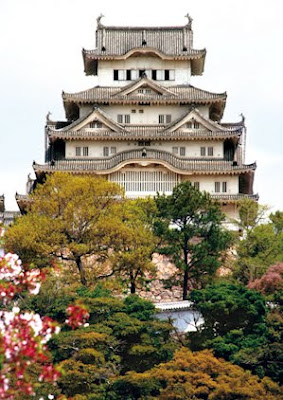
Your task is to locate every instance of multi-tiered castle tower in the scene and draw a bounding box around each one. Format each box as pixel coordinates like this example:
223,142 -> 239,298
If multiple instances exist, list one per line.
18,15 -> 258,222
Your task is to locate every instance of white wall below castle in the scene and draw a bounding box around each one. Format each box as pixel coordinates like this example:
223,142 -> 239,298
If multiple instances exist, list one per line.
97,58 -> 191,86
79,104 -> 210,121
65,139 -> 224,158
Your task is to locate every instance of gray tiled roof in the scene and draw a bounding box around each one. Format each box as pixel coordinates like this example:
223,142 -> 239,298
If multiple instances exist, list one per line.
63,85 -> 226,104
91,24 -> 199,56
33,150 -> 256,176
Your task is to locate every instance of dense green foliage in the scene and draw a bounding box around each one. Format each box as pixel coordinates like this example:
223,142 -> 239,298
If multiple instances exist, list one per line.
187,283 -> 283,382
3,176 -> 283,397
235,200 -> 283,283
153,181 -> 232,299
4,173 -> 156,292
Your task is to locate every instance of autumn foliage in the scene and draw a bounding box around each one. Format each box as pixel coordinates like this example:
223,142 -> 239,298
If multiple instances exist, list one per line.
248,262 -> 283,295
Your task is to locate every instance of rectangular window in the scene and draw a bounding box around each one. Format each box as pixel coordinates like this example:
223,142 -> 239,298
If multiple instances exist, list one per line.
131,109 -> 136,113
194,122 -> 200,129
215,182 -> 221,192
166,115 -> 171,123
193,182 -> 200,190
156,70 -> 165,80
172,147 -> 178,155
159,115 -> 165,124
145,69 -> 151,78
222,182 -> 227,193
118,70 -> 126,80
126,70 -> 131,80
159,115 -> 171,124
117,114 -> 130,124
200,147 -> 206,156
113,70 -> 119,81
90,121 -> 102,128
139,109 -> 144,113
180,147 -> 186,156
138,141 -> 150,147
164,70 -> 170,81
186,122 -> 193,129
152,70 -> 157,80
139,69 -> 145,77
103,147 -> 109,157
131,70 -> 139,80
83,147 -> 89,157
207,147 -> 214,156
75,147 -> 81,156
111,147 -> 117,155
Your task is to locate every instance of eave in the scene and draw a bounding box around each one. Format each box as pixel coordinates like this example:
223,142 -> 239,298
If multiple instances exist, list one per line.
62,85 -> 227,121
83,47 -> 206,76
33,150 -> 256,179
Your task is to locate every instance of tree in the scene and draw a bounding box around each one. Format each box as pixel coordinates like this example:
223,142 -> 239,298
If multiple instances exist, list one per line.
235,207 -> 283,283
4,173 -> 155,293
105,200 -> 156,294
187,283 -> 283,382
108,347 -> 282,400
5,173 -> 124,285
153,182 -> 232,299
47,294 -> 177,398
248,262 -> 283,296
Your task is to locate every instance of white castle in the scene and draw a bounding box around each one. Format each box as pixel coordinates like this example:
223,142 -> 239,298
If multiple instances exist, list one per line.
17,15 -> 258,222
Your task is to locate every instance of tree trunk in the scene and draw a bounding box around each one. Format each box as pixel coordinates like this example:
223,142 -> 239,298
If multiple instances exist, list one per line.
183,238 -> 189,300
130,271 -> 136,294
76,256 -> 87,286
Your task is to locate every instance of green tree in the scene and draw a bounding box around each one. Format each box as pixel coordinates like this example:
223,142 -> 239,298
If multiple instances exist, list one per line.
153,182 -> 232,299
46,295 -> 177,398
97,200 -> 156,294
4,173 -> 156,293
235,207 -> 283,283
5,173 -> 124,285
187,283 -> 283,382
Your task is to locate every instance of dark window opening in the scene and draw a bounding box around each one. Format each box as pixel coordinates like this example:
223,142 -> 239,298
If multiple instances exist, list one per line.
152,70 -> 157,80
113,70 -> 119,81
126,70 -> 131,80
164,70 -> 170,80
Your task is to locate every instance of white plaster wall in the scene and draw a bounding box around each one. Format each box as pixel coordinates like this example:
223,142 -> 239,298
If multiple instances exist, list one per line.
79,106 -> 92,118
182,175 -> 239,194
97,58 -> 191,86
66,140 -> 224,159
100,105 -> 185,124
79,104 -> 210,120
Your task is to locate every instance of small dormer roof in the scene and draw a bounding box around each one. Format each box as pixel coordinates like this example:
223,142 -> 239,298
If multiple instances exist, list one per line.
49,106 -> 125,133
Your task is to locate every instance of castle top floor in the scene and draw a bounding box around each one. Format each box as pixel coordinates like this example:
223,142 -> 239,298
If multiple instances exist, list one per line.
83,15 -> 206,78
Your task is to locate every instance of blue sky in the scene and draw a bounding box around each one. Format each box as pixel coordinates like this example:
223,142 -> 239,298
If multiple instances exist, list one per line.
0,0 -> 282,211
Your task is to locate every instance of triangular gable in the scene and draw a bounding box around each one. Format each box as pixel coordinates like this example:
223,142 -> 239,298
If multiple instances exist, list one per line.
113,76 -> 176,97
56,107 -> 125,133
164,107 -> 228,133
